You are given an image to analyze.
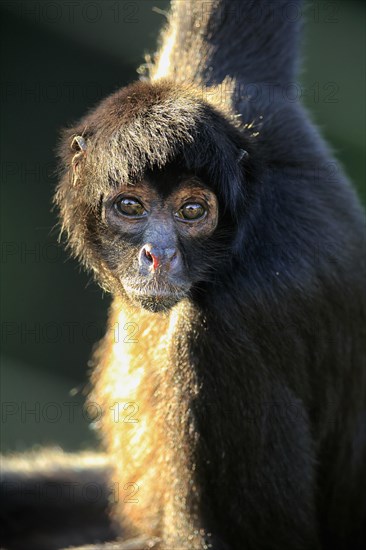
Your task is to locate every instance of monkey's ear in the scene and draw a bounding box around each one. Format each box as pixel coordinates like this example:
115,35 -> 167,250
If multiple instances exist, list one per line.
237,149 -> 249,163
71,135 -> 87,153
70,135 -> 87,187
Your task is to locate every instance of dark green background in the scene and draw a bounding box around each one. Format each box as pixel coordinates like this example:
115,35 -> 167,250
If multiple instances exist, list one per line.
1,0 -> 365,452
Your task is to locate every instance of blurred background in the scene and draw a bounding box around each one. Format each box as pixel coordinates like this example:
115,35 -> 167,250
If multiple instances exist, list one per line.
1,0 -> 365,452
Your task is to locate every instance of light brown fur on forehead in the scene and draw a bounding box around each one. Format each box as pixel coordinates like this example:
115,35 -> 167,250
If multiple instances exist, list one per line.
82,79 -> 234,129
60,79 -> 237,176
77,80 -> 205,137
66,82 -> 208,196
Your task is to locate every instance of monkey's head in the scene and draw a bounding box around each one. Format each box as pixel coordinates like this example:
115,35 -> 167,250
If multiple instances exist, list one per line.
56,81 -> 252,312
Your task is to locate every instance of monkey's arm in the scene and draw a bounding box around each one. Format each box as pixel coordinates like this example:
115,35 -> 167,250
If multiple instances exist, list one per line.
0,450 -> 118,550
151,0 -> 302,86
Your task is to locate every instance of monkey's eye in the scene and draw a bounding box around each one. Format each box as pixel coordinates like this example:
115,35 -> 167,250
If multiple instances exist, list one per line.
114,197 -> 146,218
176,202 -> 206,221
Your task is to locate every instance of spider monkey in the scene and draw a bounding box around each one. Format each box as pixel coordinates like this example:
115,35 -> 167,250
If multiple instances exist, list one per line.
1,1 -> 365,549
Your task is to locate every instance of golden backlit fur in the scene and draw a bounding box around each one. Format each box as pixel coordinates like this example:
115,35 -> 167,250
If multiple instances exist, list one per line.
90,297 -> 208,546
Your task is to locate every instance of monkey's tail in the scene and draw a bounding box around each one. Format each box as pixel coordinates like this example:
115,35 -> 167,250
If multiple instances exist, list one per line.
0,449 -> 117,550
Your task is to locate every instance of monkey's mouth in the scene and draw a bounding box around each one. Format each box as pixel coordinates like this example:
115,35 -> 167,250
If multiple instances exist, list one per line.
122,282 -> 188,312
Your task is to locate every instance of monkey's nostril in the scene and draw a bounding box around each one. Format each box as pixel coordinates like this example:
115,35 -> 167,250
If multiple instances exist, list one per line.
144,248 -> 153,264
140,245 -> 160,270
139,245 -> 178,271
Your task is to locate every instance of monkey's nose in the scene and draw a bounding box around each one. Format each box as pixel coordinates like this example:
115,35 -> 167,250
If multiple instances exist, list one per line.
139,245 -> 178,271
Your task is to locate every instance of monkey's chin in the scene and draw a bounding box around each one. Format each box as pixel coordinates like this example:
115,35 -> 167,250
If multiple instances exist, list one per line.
136,295 -> 181,313
122,284 -> 187,313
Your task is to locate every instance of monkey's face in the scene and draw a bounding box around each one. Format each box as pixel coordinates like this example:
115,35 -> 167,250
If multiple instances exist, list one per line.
100,170 -> 219,312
